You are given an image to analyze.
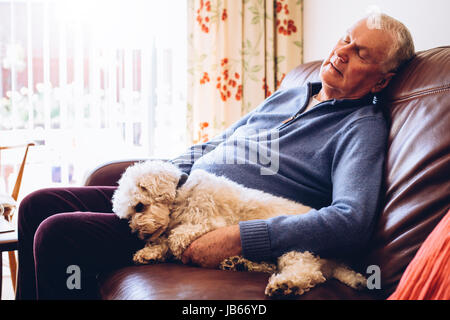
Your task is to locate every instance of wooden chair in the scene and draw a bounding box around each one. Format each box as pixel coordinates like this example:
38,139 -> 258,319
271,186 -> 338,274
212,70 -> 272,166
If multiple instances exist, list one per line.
0,142 -> 34,298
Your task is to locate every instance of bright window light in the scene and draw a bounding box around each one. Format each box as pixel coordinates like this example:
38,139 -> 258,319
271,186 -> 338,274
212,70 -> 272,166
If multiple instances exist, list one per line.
0,0 -> 187,200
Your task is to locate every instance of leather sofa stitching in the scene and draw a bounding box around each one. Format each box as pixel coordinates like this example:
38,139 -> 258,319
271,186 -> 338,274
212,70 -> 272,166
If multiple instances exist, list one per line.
388,84 -> 450,104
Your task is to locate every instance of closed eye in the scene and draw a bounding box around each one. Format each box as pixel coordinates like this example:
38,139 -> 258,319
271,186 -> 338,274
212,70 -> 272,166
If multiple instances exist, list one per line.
357,48 -> 371,61
358,49 -> 365,59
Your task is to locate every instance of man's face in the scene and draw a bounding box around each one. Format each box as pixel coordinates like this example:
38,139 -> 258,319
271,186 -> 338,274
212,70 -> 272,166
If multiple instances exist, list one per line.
319,18 -> 395,99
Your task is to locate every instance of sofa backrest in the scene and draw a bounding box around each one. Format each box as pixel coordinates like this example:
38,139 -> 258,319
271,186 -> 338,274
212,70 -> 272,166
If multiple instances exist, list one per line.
280,46 -> 450,298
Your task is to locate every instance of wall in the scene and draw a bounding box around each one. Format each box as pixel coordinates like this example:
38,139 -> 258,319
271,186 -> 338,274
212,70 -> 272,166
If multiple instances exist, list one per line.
303,0 -> 450,62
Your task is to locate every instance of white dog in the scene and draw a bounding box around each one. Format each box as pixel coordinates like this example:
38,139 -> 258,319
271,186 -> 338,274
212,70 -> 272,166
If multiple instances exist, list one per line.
112,160 -> 367,296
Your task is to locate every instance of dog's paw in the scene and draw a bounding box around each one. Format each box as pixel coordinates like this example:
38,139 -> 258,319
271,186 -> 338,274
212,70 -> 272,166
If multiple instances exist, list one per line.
133,252 -> 154,265
133,247 -> 165,265
347,272 -> 367,290
265,282 -> 303,297
220,256 -> 277,273
265,267 -> 327,297
220,256 -> 248,272
265,274 -> 309,297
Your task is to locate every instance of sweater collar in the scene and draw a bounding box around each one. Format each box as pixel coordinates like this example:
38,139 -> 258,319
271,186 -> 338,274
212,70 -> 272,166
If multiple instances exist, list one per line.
309,82 -> 376,108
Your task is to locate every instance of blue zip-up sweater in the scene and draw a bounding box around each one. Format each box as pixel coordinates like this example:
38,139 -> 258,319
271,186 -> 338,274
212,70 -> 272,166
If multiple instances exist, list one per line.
171,82 -> 388,261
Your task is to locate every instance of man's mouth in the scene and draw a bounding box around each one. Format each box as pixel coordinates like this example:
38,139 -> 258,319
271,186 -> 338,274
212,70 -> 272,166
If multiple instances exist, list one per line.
330,61 -> 343,76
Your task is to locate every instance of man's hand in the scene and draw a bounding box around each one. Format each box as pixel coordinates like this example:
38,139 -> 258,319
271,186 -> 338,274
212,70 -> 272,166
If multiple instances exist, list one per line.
181,225 -> 242,268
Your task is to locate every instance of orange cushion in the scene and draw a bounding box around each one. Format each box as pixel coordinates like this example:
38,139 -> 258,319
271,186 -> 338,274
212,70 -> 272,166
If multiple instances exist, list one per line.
388,209 -> 450,300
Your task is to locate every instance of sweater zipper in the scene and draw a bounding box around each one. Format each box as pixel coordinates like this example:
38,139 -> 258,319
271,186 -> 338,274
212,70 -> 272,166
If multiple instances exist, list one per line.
277,112 -> 301,130
276,85 -> 376,131
276,84 -> 314,130
277,97 -> 333,130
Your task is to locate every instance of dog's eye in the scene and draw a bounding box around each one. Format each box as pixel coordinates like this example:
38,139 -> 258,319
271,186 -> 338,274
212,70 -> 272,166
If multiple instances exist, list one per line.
134,202 -> 145,212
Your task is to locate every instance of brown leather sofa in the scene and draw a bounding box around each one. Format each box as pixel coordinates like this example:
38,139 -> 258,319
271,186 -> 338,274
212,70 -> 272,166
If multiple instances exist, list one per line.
84,46 -> 450,300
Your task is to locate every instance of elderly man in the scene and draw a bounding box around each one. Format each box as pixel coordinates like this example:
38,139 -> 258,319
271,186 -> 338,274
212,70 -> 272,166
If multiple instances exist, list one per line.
16,13 -> 414,299
180,13 -> 415,267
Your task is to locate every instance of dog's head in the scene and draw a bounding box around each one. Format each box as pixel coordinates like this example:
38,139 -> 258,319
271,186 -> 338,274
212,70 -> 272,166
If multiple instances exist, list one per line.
112,160 -> 188,241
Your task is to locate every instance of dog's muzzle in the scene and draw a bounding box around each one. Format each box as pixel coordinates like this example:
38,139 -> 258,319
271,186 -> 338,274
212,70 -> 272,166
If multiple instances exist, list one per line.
176,172 -> 188,189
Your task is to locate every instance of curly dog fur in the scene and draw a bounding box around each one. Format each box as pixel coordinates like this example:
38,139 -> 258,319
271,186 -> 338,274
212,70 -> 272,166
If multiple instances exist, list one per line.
112,160 -> 367,296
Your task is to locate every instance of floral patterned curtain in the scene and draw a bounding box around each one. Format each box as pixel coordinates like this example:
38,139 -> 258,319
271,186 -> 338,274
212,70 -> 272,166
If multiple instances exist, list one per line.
187,0 -> 304,144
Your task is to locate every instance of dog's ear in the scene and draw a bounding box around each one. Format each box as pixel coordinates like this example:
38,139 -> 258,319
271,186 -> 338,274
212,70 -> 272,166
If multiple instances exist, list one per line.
177,172 -> 188,189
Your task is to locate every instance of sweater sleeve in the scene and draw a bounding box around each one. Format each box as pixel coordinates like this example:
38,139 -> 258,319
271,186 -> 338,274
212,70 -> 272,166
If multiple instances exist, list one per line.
239,116 -> 388,261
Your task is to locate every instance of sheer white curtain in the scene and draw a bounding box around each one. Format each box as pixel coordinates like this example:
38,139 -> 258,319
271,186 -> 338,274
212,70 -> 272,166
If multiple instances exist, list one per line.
0,0 -> 187,198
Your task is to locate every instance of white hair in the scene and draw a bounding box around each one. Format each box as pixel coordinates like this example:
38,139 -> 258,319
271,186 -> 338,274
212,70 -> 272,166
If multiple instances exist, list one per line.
366,13 -> 415,72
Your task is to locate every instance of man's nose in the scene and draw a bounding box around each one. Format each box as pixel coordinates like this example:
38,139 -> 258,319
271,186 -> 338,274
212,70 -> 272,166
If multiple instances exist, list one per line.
335,45 -> 349,63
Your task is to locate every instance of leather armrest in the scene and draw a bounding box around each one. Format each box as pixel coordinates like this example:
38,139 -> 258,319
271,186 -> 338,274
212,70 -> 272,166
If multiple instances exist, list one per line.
83,159 -> 145,186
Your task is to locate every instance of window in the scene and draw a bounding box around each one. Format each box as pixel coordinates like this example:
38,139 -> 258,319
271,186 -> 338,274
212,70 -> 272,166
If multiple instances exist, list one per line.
0,0 -> 187,198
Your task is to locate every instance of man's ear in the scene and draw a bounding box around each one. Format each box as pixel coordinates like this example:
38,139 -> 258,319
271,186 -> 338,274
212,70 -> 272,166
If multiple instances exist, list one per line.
371,72 -> 396,94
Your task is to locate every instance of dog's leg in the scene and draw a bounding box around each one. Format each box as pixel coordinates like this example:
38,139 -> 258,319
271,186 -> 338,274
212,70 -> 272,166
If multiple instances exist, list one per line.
265,251 -> 327,297
133,237 -> 169,264
168,224 -> 211,260
329,262 -> 367,290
